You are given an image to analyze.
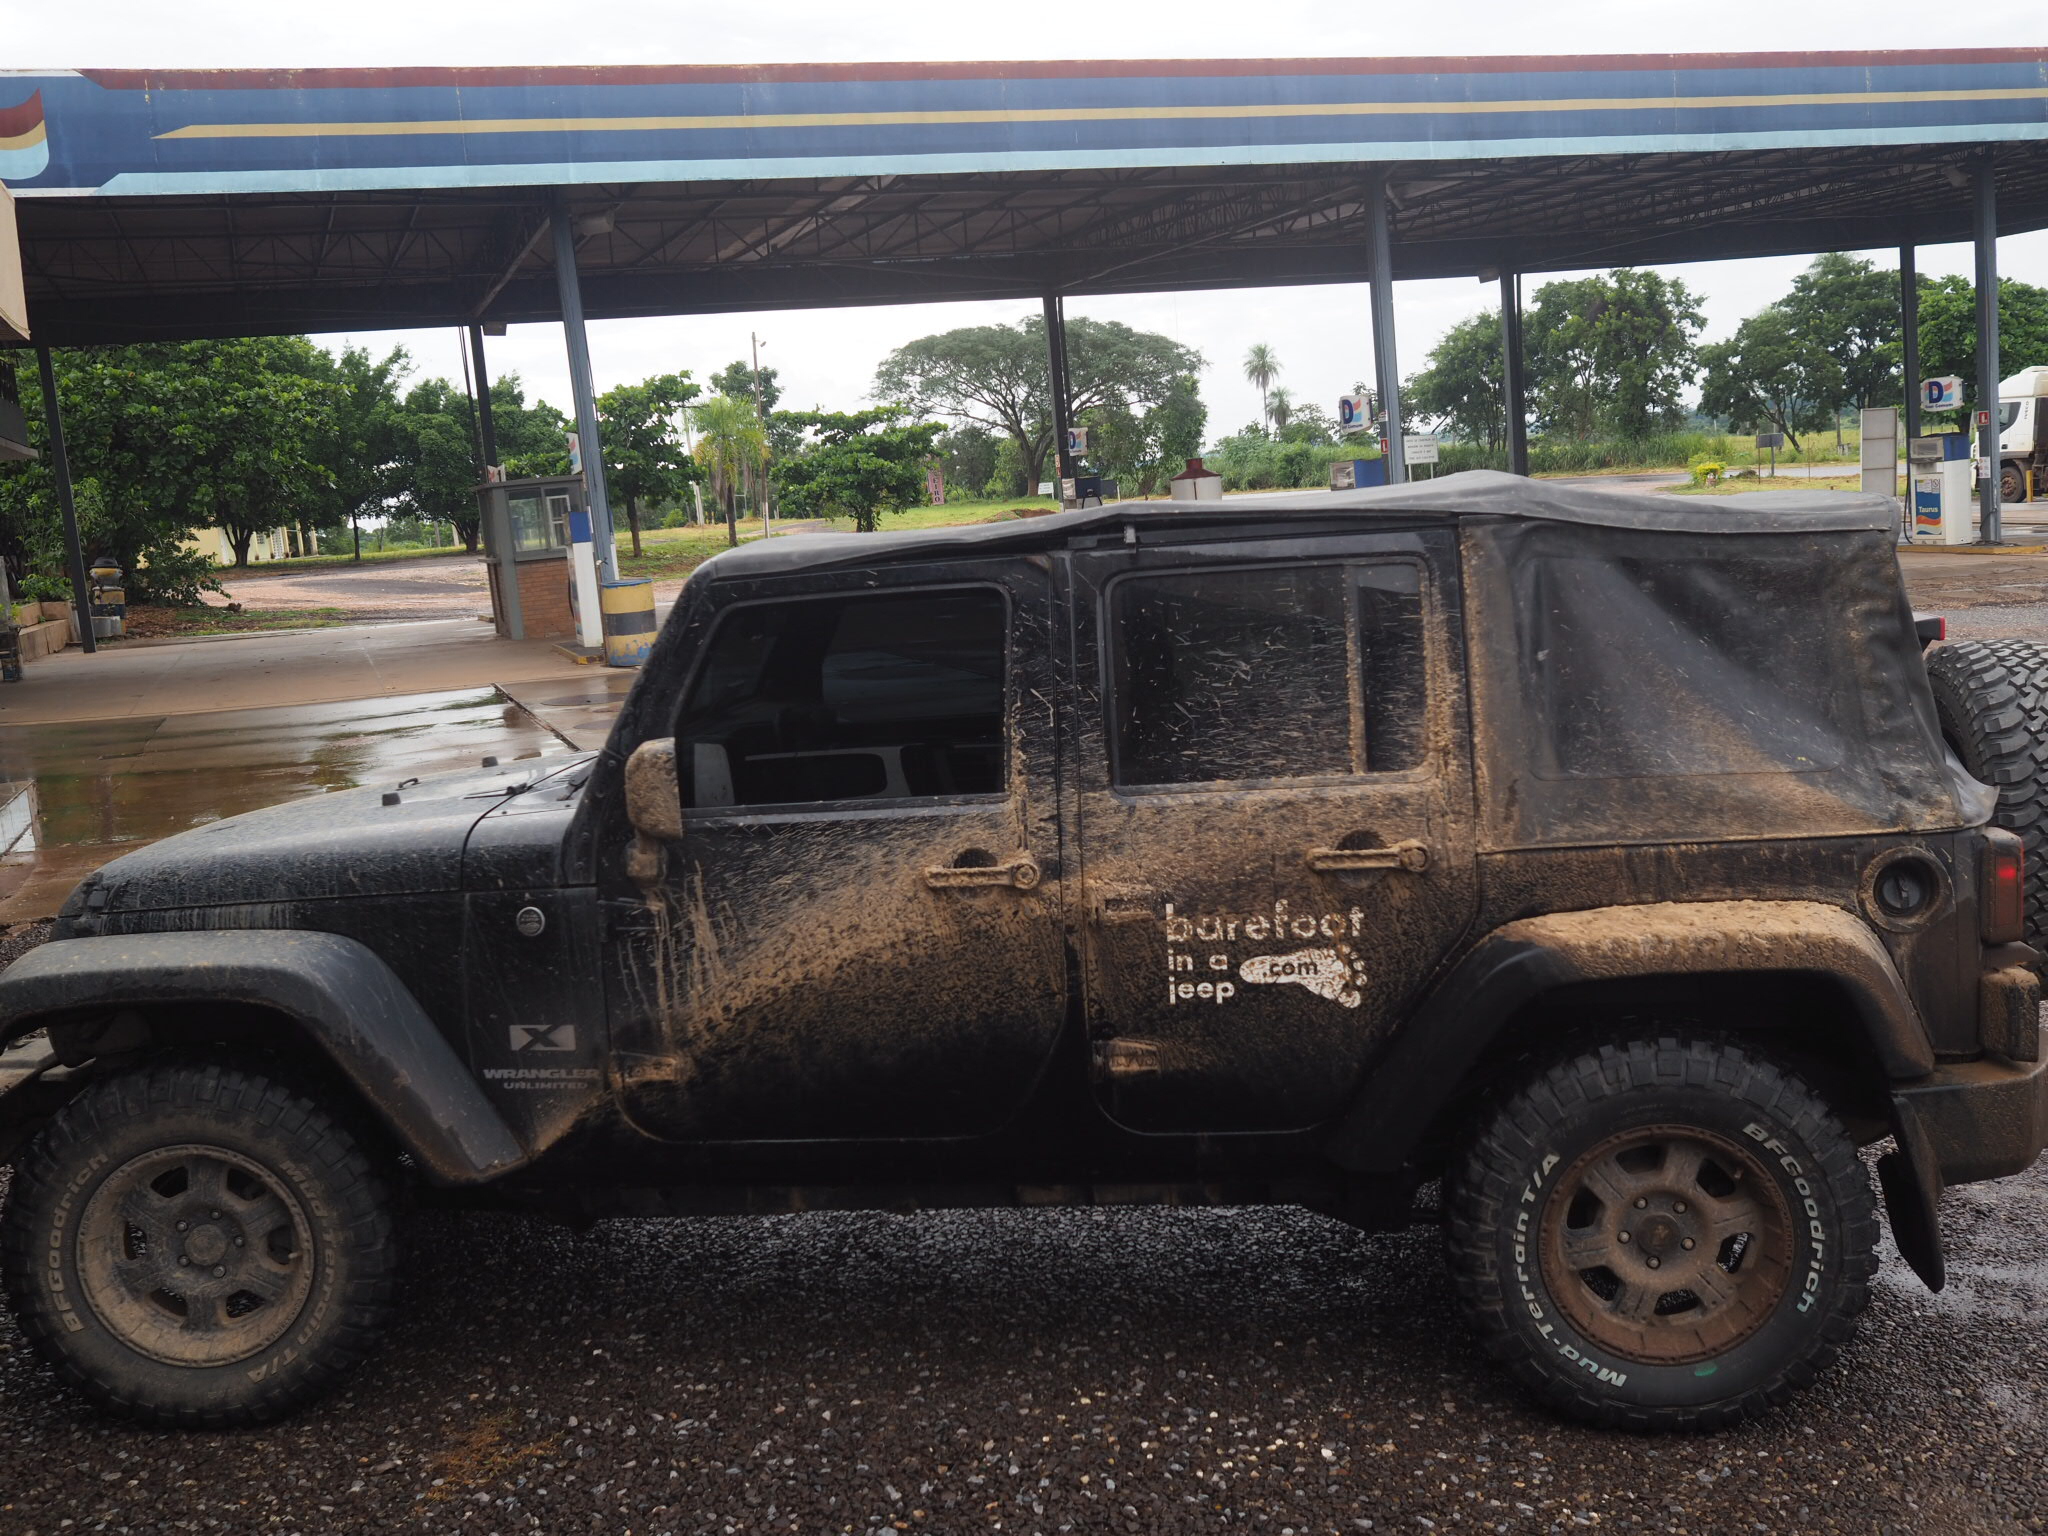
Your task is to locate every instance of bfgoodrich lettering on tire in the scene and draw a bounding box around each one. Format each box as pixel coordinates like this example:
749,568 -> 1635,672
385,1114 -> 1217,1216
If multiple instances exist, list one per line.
0,1059 -> 397,1428
1444,1037 -> 1876,1431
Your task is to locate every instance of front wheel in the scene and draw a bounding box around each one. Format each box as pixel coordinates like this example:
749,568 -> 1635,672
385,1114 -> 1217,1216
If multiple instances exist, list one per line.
0,1059 -> 398,1427
1444,1036 -> 1876,1430
2001,461 -> 2029,504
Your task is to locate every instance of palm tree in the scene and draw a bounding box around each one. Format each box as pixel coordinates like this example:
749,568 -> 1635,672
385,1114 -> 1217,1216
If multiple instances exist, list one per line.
690,395 -> 768,546
1266,386 -> 1295,435
1243,343 -> 1281,433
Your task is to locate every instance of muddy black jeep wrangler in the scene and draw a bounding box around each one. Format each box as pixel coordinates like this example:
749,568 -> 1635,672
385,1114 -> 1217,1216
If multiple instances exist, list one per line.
4,471 -> 2045,1431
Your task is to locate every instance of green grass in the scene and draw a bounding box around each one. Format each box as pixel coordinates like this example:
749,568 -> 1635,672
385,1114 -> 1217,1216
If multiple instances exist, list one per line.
123,605 -> 352,637
1665,474 -> 1865,496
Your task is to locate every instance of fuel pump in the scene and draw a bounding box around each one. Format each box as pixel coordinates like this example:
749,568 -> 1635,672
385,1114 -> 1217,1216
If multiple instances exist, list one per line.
1907,434 -> 1974,544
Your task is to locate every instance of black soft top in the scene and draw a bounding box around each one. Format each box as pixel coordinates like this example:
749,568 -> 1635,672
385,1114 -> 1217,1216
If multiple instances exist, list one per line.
705,469 -> 1894,578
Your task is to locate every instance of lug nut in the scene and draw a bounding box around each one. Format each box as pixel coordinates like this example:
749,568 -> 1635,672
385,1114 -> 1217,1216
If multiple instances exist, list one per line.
1617,1231 -> 1631,1244
1634,1198 -> 1648,1209
179,1256 -> 190,1266
1646,1257 -> 1661,1269
209,1210 -> 221,1220
234,1237 -> 245,1248
212,1266 -> 225,1278
1682,1238 -> 1696,1250
1673,1201 -> 1687,1214
176,1221 -> 189,1232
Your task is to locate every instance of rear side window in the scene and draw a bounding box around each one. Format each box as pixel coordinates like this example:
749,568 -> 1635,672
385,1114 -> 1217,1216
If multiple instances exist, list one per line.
1523,554 -> 1844,779
677,588 -> 1006,808
1108,563 -> 1426,787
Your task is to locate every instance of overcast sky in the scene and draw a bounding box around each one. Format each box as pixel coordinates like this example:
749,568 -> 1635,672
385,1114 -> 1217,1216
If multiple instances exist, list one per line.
15,2 -> 2048,437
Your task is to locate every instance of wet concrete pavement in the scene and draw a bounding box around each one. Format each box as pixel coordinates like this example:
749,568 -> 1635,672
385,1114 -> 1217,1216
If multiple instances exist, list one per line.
0,1155 -> 2044,1534
0,673 -> 632,924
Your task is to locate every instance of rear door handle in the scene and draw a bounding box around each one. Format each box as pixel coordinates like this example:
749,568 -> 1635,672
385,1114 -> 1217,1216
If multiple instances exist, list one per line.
1305,839 -> 1431,873
926,856 -> 1041,890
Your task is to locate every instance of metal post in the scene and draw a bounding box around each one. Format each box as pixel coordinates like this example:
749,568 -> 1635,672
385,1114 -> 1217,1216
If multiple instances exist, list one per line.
1974,162 -> 2002,544
1500,271 -> 1529,476
1900,246 -> 1921,445
549,190 -> 619,581
468,324 -> 499,469
751,330 -> 770,534
1042,294 -> 1073,493
1367,171 -> 1407,484
34,346 -> 96,655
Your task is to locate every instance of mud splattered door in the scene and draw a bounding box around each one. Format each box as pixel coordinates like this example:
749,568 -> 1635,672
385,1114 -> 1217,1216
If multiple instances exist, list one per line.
1070,530 -> 1478,1133
612,563 -> 1065,1141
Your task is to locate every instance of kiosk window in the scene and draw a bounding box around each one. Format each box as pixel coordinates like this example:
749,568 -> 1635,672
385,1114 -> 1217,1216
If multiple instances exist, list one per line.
678,589 -> 1006,808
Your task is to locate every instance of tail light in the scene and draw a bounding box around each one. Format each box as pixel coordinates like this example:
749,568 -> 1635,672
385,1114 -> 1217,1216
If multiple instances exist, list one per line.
1981,827 -> 2026,944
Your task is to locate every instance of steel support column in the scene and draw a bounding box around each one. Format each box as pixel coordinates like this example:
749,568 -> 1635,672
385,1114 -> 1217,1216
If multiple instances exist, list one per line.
1500,271 -> 1529,476
550,190 -> 618,581
1367,172 -> 1406,484
1974,163 -> 2002,544
1043,293 -> 1074,492
468,324 -> 499,469
1900,246 -> 1922,445
34,346 -> 96,656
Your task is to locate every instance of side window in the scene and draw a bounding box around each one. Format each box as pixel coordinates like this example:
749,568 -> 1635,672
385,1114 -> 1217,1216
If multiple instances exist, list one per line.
677,588 -> 1007,809
1109,562 -> 1425,788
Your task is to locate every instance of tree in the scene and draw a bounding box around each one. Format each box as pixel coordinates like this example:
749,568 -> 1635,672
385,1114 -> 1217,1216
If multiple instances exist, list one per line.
1265,386 -> 1295,435
774,409 -> 945,532
1526,270 -> 1703,439
189,337 -> 343,566
1243,343 -> 1282,429
1405,311 -> 1506,447
937,423 -> 1001,494
1278,403 -> 1336,446
1699,307 -> 1833,450
391,379 -> 483,551
1915,274 -> 2048,420
488,375 -> 573,480
1151,375 -> 1208,473
874,314 -> 1203,490
691,394 -> 768,544
596,372 -> 701,557
305,344 -> 410,561
0,339 -> 343,578
1780,253 -> 1901,437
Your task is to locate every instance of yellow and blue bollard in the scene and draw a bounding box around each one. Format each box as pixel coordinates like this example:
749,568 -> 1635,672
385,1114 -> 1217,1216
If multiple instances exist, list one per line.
599,578 -> 657,667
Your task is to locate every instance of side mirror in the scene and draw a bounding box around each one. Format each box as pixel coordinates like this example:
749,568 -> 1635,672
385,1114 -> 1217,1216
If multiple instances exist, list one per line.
624,737 -> 684,842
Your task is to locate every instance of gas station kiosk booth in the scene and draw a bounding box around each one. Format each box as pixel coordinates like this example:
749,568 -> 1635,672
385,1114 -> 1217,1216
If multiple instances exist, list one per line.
476,474 -> 585,640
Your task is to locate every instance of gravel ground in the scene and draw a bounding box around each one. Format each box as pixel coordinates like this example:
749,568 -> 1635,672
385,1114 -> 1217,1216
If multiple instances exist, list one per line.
0,1150 -> 2044,1535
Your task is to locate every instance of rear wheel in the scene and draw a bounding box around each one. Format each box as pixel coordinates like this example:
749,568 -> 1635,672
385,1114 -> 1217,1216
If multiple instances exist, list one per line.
2001,461 -> 2028,504
1925,639 -> 2048,949
1444,1036 -> 1875,1430
0,1059 -> 397,1427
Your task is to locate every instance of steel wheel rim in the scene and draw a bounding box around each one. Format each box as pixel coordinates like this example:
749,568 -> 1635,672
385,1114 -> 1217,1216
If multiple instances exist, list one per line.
77,1143 -> 316,1368
1538,1124 -> 1795,1366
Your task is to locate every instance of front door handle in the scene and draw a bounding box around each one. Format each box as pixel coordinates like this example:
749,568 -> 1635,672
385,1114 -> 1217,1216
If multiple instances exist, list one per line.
1305,839 -> 1431,874
926,855 -> 1042,891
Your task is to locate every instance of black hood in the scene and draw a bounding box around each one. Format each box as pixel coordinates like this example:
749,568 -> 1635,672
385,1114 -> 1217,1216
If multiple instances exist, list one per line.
74,761 -> 542,916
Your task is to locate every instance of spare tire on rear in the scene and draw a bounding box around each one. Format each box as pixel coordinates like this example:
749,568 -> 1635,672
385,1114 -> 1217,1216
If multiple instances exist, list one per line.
1924,639 -> 2048,947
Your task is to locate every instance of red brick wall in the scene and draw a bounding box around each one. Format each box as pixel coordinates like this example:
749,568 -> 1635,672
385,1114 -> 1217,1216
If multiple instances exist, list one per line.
515,556 -> 575,640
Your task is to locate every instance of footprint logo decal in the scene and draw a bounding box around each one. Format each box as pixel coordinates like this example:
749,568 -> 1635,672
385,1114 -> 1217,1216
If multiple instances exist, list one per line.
1238,945 -> 1368,1008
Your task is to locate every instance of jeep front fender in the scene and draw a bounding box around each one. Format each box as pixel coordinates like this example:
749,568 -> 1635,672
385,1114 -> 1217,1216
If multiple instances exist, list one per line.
1324,899 -> 1930,1174
0,931 -> 528,1186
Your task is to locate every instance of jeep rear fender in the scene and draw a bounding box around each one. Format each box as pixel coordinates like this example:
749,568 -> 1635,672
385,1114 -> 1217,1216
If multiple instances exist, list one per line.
1325,899 -> 1931,1173
0,931 -> 528,1186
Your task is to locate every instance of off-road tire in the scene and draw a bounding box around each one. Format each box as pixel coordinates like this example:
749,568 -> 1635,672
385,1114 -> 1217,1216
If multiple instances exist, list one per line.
1925,639 -> 2048,947
0,1059 -> 397,1427
1444,1037 -> 1876,1431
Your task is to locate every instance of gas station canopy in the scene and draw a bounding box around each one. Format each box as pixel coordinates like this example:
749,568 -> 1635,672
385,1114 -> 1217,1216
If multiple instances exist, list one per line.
4,50 -> 2048,345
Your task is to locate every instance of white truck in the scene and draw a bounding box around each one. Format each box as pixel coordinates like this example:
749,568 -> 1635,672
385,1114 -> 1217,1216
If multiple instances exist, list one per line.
2000,365 -> 2048,503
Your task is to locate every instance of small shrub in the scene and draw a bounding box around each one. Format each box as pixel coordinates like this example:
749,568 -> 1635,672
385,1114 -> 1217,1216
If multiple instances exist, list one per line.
130,544 -> 228,608
1688,457 -> 1725,487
